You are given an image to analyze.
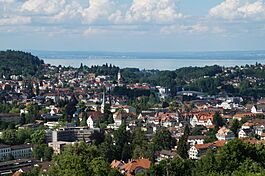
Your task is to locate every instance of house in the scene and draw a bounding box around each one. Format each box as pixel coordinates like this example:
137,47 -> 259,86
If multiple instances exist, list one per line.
190,112 -> 214,127
251,104 -> 265,113
189,143 -> 212,160
261,133 -> 265,140
86,116 -> 95,129
156,150 -> 177,162
188,136 -> 206,146
241,122 -> 254,129
112,159 -> 151,176
216,127 -> 235,141
157,112 -> 180,123
233,113 -> 255,121
110,105 -> 136,114
112,111 -> 133,128
238,128 -> 253,138
111,160 -> 125,170
188,140 -> 226,160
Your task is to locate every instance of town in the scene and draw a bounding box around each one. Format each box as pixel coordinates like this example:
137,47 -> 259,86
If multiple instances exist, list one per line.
1,50 -> 265,175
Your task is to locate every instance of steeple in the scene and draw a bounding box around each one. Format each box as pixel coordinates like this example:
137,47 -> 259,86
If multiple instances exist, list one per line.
117,70 -> 121,81
101,91 -> 105,113
117,69 -> 123,85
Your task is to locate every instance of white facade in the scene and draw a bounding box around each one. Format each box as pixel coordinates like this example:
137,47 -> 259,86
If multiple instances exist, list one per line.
190,115 -> 213,127
188,146 -> 200,160
216,127 -> 235,141
87,116 -> 95,129
188,137 -> 205,146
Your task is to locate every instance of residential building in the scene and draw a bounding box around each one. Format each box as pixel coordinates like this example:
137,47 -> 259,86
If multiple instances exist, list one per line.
188,136 -> 206,146
189,140 -> 226,160
238,129 -> 253,138
216,127 -> 235,141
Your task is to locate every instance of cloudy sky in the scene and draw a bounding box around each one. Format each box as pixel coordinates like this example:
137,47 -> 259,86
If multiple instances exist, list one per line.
1,0 -> 265,52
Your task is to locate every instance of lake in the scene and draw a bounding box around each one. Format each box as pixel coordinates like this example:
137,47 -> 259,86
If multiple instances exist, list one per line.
31,50 -> 265,70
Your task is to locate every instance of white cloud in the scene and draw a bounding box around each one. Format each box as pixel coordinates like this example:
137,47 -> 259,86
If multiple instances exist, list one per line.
83,27 -> 107,36
0,0 -> 15,3
21,0 -> 67,15
0,16 -> 31,25
212,26 -> 226,33
209,0 -> 265,20
51,1 -> 83,23
161,24 -> 209,34
109,0 -> 183,24
82,0 -> 116,24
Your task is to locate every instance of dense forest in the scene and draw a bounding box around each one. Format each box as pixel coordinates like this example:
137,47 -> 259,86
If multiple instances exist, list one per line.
0,50 -> 44,77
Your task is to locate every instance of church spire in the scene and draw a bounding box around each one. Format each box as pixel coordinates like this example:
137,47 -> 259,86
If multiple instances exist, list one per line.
101,91 -> 105,113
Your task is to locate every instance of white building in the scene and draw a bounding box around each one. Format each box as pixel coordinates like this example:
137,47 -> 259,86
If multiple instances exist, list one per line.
216,127 -> 235,141
190,114 -> 213,127
188,136 -> 206,146
87,116 -> 96,129
238,129 -> 253,139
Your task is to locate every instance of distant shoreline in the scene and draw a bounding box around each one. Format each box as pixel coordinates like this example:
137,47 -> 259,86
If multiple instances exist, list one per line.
42,57 -> 265,71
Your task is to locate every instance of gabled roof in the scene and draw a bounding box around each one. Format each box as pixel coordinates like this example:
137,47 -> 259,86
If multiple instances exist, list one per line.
111,160 -> 124,169
188,135 -> 206,140
217,127 -> 233,136
194,140 -> 226,150
121,159 -> 151,175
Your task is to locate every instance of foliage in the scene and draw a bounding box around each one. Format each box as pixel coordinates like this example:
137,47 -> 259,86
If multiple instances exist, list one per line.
0,50 -> 44,77
150,157 -> 194,176
48,142 -> 119,176
152,129 -> 176,151
230,119 -> 240,137
177,135 -> 188,159
213,112 -> 224,128
31,129 -> 46,144
1,128 -> 33,145
32,144 -> 53,161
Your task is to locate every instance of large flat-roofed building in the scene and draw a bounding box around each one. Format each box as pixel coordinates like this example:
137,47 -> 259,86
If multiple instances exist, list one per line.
46,126 -> 95,143
0,144 -> 11,161
0,144 -> 32,161
48,141 -> 78,154
11,144 -> 33,159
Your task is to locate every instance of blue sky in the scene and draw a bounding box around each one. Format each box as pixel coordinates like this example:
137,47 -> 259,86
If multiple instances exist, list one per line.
0,0 -> 265,52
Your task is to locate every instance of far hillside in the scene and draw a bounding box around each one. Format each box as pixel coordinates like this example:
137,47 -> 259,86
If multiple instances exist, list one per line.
0,50 -> 44,77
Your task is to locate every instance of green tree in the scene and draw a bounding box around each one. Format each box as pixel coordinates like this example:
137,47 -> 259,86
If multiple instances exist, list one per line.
113,124 -> 131,160
2,129 -> 16,145
89,157 -> 112,176
176,135 -> 188,159
32,144 -> 53,161
230,119 -> 240,137
99,135 -> 116,163
49,142 -> 119,176
213,112 -> 224,128
150,157 -> 193,176
153,129 -> 176,151
31,129 -> 46,144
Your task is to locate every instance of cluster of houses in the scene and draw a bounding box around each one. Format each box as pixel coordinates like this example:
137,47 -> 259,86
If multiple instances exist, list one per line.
2,64 -> 265,175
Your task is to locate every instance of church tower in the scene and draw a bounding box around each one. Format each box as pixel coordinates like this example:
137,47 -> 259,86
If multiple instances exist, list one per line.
117,69 -> 123,85
117,70 -> 122,82
101,91 -> 105,113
